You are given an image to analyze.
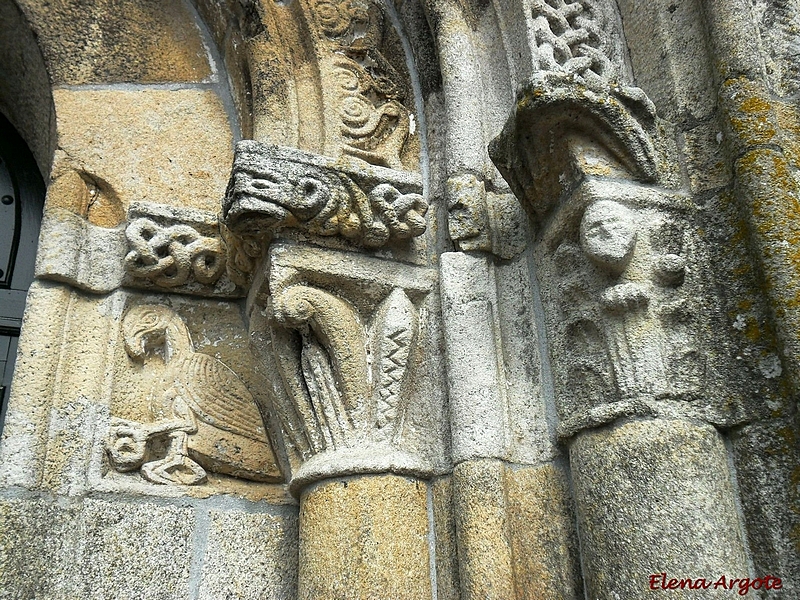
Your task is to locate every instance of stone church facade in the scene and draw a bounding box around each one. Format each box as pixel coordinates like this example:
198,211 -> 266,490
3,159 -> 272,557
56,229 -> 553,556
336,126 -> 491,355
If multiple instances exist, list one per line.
0,0 -> 798,598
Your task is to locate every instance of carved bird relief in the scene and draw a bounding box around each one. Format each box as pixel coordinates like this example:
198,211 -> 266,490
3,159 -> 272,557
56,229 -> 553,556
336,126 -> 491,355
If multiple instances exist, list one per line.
106,304 -> 281,485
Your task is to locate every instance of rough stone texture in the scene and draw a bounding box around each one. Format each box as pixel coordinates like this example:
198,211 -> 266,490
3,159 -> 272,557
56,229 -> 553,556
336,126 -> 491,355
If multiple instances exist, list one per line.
452,460 -> 515,600
431,476 -> 459,600
729,420 -> 800,597
18,0 -> 212,85
2,0 -> 800,597
505,463 -> 583,600
247,242 -> 447,491
452,460 -> 582,600
298,475 -> 432,600
80,498 -> 194,599
52,88 -> 233,215
0,283 -> 71,490
570,419 -> 750,599
0,495 -> 194,599
199,508 -> 298,600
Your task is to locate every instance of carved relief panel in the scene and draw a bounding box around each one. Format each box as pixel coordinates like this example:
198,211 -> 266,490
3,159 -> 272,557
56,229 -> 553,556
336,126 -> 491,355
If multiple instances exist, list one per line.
246,243 -> 447,493
298,0 -> 420,170
99,296 -> 286,498
532,179 -> 738,437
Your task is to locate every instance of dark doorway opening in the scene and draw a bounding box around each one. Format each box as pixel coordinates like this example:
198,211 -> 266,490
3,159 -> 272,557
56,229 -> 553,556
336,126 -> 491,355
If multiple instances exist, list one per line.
0,113 -> 45,431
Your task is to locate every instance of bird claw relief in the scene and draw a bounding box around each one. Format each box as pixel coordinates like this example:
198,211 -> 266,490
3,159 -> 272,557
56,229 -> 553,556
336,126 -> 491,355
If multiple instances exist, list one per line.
104,303 -> 282,486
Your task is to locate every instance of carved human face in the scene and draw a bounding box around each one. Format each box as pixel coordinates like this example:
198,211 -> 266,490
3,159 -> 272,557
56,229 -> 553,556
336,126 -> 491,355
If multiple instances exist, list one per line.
579,200 -> 637,274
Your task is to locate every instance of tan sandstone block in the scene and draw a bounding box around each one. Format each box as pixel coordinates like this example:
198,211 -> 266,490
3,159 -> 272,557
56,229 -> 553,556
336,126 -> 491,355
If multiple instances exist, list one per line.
18,0 -> 211,84
298,474 -> 432,600
52,89 -> 233,214
505,464 -> 583,600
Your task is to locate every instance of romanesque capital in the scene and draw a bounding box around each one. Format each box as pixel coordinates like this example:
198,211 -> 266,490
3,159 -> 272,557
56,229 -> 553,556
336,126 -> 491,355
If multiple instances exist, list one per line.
221,141 -> 427,284
246,243 -> 444,494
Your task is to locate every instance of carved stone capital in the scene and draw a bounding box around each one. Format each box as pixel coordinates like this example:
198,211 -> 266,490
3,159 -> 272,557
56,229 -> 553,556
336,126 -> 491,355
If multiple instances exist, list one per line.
530,178 -> 747,438
246,243 -> 443,494
221,142 -> 427,282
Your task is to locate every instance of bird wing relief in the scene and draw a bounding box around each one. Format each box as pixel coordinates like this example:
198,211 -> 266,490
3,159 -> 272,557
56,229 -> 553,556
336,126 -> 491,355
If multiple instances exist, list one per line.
107,303 -> 281,485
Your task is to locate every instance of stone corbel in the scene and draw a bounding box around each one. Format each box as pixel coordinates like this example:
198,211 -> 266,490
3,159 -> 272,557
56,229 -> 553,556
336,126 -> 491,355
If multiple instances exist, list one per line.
222,141 -> 427,284
446,173 -> 529,259
245,242 -> 441,495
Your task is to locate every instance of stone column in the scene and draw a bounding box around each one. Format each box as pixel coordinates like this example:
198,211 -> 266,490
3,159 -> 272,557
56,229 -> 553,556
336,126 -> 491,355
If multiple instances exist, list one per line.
221,142 -> 445,599
491,70 -> 751,596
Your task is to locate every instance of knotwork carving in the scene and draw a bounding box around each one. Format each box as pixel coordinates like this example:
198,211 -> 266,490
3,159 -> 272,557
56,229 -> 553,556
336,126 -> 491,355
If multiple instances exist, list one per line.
530,0 -> 624,86
125,218 -> 226,287
106,304 -> 281,485
222,142 -> 427,267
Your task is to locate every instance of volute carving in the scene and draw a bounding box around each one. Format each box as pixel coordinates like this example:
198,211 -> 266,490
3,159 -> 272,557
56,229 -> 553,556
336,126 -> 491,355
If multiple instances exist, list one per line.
106,304 -> 281,485
246,243 -> 441,493
270,285 -> 421,486
221,142 -> 427,283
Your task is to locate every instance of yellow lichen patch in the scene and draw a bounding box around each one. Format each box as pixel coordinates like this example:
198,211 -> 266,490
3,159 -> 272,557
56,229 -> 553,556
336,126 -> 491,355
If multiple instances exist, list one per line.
721,77 -> 780,147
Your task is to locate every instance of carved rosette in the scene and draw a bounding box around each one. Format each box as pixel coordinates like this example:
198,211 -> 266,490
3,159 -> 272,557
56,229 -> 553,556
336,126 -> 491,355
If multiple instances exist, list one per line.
247,243 -> 441,494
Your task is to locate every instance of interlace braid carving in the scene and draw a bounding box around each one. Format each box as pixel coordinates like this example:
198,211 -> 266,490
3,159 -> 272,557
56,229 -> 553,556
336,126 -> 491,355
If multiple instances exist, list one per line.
530,0 -> 619,83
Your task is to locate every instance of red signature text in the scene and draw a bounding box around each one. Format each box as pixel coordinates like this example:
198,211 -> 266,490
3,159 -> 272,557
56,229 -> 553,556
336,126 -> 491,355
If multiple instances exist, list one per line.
649,573 -> 782,595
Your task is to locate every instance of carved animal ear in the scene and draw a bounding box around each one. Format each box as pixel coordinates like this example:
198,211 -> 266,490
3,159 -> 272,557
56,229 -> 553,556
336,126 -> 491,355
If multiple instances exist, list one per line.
370,288 -> 417,439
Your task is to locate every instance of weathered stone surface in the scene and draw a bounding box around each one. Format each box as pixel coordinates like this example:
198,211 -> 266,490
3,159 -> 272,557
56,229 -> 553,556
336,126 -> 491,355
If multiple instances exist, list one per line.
80,498 -> 194,599
505,464 -> 583,600
617,0 -> 717,124
441,254 -> 507,463
298,475 -> 431,600
52,88 -> 233,215
0,495 -> 195,599
570,418 -> 749,599
199,508 -> 298,600
0,283 -> 71,489
0,495 -> 83,599
729,419 -> 800,597
431,476 -> 459,600
18,0 -> 212,84
247,243 -> 446,492
452,460 -> 515,600
452,460 -> 582,600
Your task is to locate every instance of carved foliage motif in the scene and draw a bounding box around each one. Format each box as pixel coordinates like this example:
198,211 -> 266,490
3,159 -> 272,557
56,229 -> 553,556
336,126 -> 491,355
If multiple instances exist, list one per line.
304,0 -> 413,168
222,142 -> 427,269
270,286 -> 418,459
106,304 -> 280,485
